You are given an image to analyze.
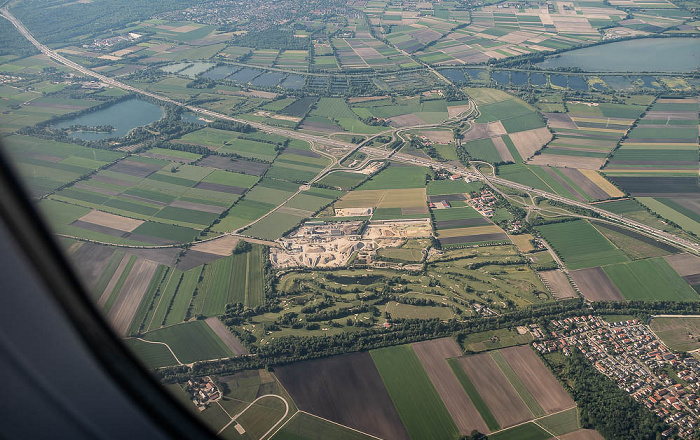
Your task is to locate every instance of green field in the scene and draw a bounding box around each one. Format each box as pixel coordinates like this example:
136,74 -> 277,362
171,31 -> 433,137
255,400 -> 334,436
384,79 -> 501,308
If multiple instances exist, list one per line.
459,328 -> 533,353
447,358 -> 500,431
536,220 -> 629,270
537,407 -> 580,435
317,171 -> 367,190
488,422 -> 551,440
123,338 -> 179,368
358,165 -> 428,190
371,345 -> 460,440
426,179 -> 483,196
193,245 -> 265,316
272,412 -> 375,440
143,320 -> 233,363
650,317 -> 700,351
603,257 -> 698,301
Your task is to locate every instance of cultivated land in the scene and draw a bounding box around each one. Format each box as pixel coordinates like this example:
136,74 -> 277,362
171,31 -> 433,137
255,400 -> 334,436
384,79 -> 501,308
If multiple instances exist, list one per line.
412,338 -> 490,435
371,345 -> 460,440
457,352 -> 533,428
650,317 -> 700,352
275,352 -> 410,440
2,3 -> 699,438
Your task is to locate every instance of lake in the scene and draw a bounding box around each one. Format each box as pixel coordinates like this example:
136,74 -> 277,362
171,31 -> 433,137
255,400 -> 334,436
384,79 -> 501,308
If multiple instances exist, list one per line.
55,98 -> 164,141
537,38 -> 700,72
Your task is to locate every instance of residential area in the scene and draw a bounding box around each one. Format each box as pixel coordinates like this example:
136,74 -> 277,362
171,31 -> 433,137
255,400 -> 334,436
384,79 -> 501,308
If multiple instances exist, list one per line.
535,315 -> 700,438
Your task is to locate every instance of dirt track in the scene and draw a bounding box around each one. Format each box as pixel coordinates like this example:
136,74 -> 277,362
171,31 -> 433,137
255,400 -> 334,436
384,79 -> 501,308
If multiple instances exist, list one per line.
458,353 -> 532,428
412,338 -> 490,434
500,345 -> 575,414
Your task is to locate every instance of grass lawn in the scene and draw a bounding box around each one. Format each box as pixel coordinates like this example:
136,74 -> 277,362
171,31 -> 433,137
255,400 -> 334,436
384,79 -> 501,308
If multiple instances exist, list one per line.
371,345 -> 460,440
603,257 -> 698,301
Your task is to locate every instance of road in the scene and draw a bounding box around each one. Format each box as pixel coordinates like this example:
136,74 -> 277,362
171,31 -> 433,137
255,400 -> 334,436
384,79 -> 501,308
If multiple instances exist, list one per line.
3,7 -> 697,256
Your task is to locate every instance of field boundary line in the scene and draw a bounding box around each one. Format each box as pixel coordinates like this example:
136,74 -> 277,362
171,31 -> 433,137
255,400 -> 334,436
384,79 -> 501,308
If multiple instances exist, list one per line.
133,338 -> 182,365
146,269 -> 176,332
486,405 -> 578,436
296,410 -> 385,440
217,394 -> 289,437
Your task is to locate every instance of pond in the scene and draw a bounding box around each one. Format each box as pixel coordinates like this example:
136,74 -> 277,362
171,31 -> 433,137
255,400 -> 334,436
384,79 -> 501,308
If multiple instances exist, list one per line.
54,98 -> 164,141
536,37 -> 700,72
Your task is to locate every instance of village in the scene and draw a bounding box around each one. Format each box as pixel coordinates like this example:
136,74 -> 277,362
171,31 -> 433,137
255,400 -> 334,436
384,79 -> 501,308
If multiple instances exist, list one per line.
534,315 -> 700,438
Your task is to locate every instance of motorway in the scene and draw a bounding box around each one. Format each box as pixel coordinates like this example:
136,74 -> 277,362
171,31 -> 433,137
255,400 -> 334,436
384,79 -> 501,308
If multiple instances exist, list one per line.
2,7 -> 698,255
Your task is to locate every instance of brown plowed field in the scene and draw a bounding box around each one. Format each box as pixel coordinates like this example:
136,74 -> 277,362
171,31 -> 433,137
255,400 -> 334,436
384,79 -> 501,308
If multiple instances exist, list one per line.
275,352 -> 410,440
458,353 -> 532,428
412,338 -> 490,435
69,243 -> 116,289
570,267 -> 624,301
509,127 -> 552,160
492,136 -> 515,163
463,121 -> 507,141
79,210 -> 144,232
544,113 -> 577,129
560,429 -> 605,440
529,153 -> 605,170
558,168 -> 610,201
205,317 -> 247,356
664,253 -> 700,277
500,345 -> 575,414
538,269 -> 577,299
108,258 -> 159,335
169,200 -> 227,214
97,255 -> 130,308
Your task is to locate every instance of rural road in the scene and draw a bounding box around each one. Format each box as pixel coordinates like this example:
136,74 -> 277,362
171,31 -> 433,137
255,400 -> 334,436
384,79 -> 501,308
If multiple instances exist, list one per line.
216,394 -> 289,439
2,7 -> 698,256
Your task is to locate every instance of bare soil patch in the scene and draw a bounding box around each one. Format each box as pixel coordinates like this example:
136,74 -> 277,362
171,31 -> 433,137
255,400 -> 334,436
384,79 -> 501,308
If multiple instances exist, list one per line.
558,168 -> 609,200
124,248 -> 181,266
69,243 -> 116,289
108,258 -> 159,335
528,154 -> 605,170
458,353 -> 532,428
492,136 -> 515,163
542,168 -> 586,202
97,255 -> 129,308
570,267 -> 624,301
390,114 -> 427,127
108,160 -> 162,178
463,121 -> 507,141
205,317 -> 247,356
539,269 -> 577,299
275,352 -> 410,440
510,128 -> 552,160
177,249 -> 224,271
79,210 -> 144,232
501,345 -> 575,414
664,253 -> 700,277
544,113 -> 578,129
413,338 -> 490,434
191,236 -> 240,256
